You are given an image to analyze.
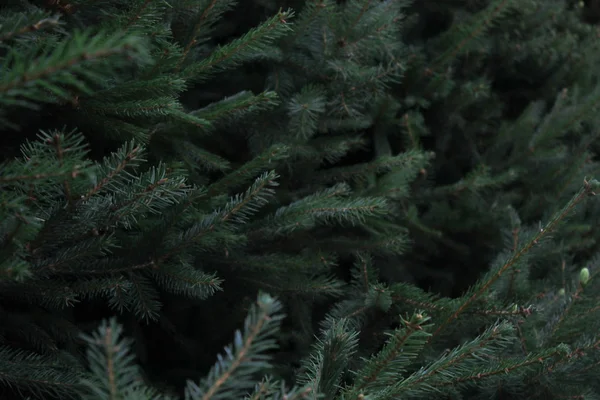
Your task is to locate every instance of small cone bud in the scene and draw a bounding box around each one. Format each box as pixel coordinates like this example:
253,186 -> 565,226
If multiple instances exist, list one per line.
580,267 -> 590,286
586,178 -> 600,192
558,288 -> 565,296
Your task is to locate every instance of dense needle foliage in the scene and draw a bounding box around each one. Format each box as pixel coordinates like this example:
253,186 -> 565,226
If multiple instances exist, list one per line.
1,0 -> 600,399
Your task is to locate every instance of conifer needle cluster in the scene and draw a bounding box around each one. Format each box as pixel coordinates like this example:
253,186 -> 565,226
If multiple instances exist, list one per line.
1,0 -> 600,399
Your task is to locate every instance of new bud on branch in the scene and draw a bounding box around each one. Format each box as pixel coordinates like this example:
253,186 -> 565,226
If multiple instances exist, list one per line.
580,267 -> 591,287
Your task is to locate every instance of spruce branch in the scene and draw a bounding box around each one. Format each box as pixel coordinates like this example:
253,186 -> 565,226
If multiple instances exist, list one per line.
390,322 -> 517,398
33,234 -> 117,276
287,84 -> 327,140
345,312 -> 432,398
79,97 -> 183,118
0,29 -> 150,110
0,345 -> 83,399
0,278 -> 80,308
296,318 -> 359,399
399,111 -> 429,150
246,378 -> 314,400
282,0 -> 332,47
85,161 -> 192,231
431,0 -> 518,70
312,254 -> 393,322
315,230 -> 410,256
176,0 -> 238,70
159,171 -> 279,260
217,252 -> 337,274
79,318 -> 174,400
119,0 -> 172,34
531,86 -> 600,152
429,178 -> 600,343
428,164 -> 518,197
429,345 -> 570,393
0,10 -> 62,43
91,76 -> 187,102
0,129 -> 93,185
216,170 -> 280,228
125,272 -> 161,322
181,9 -> 295,82
334,0 -> 411,61
314,151 -> 431,186
78,310 -> 312,400
174,140 -> 232,172
538,262 -> 600,349
239,273 -> 345,299
184,292 -> 285,400
83,141 -> 145,201
418,0 -> 518,97
293,135 -> 368,165
0,310 -> 61,353
0,258 -> 30,282
149,259 -> 223,300
257,183 -> 388,236
207,145 -> 289,196
190,90 -> 280,133
350,252 -> 379,292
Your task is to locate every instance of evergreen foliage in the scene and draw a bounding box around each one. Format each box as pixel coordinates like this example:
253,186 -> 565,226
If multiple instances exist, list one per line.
1,0 -> 600,399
